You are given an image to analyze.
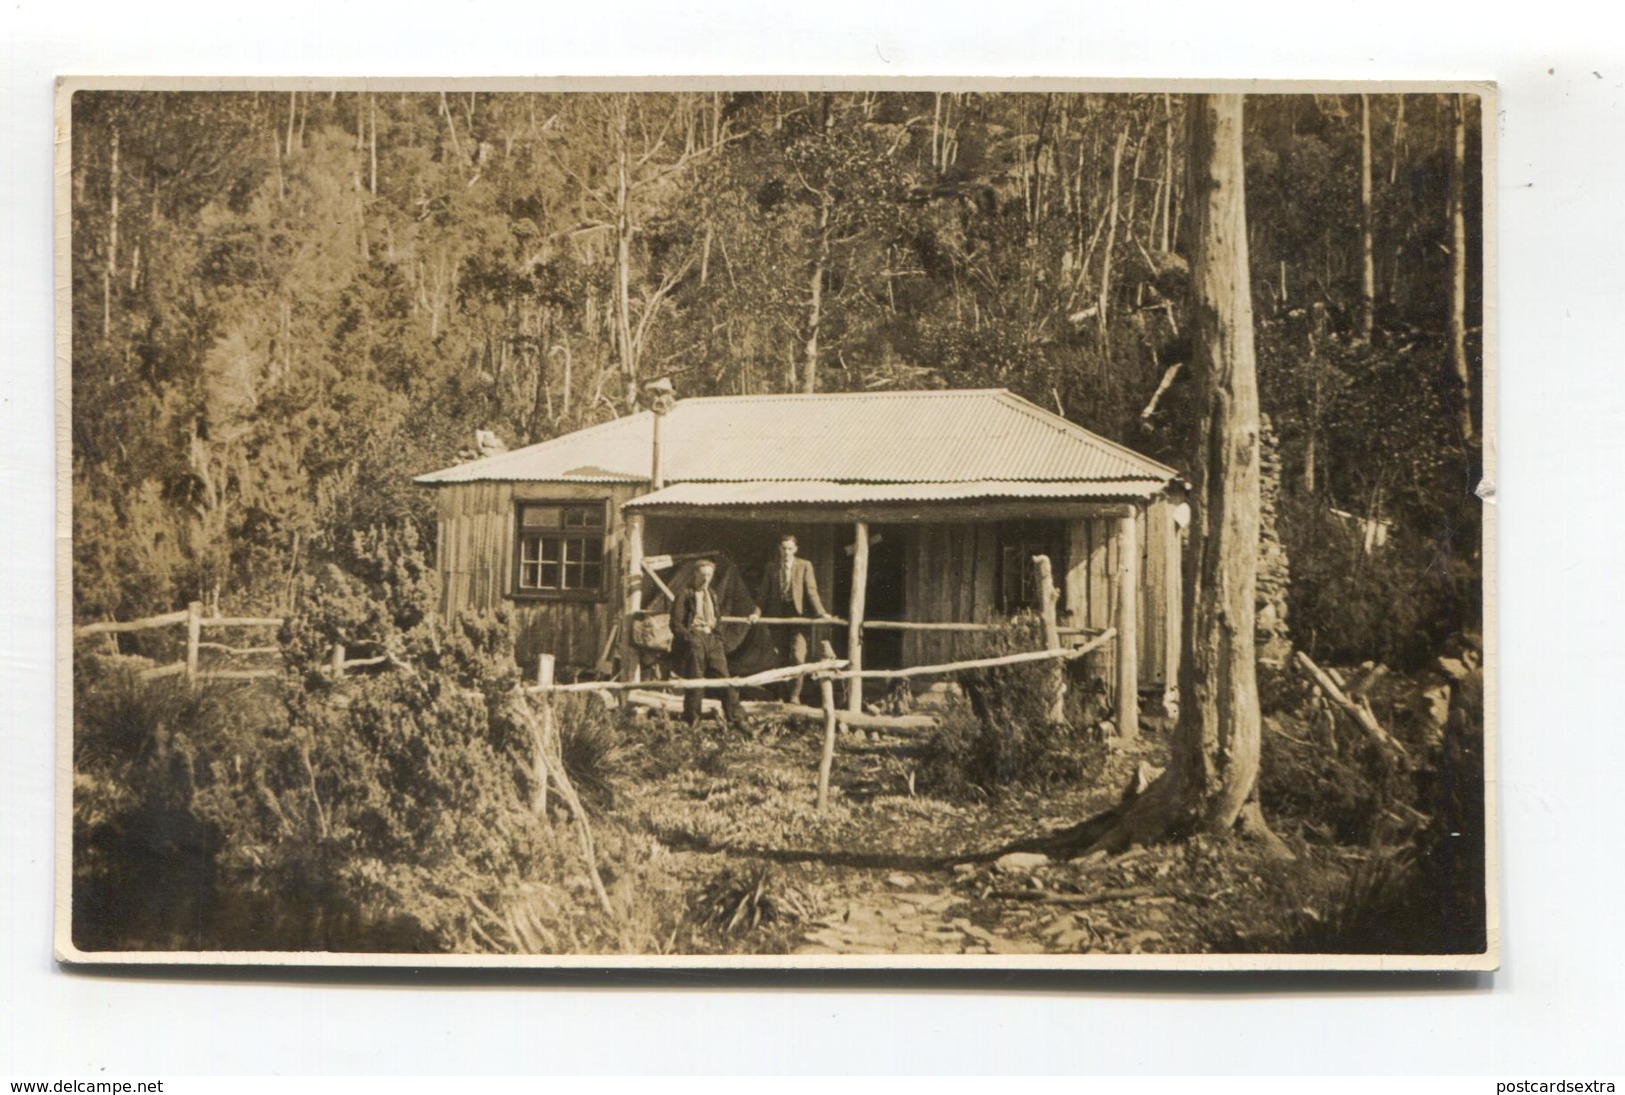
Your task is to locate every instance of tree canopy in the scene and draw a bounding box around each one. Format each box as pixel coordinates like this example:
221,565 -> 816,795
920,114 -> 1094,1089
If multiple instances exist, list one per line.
71,88 -> 1483,665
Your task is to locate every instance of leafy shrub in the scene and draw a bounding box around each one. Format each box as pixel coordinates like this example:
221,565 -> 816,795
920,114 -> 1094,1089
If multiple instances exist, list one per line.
210,541 -> 564,951
1256,657 -> 1486,955
915,616 -> 1110,799
1278,494 -> 1477,672
551,694 -> 627,809
72,662 -> 232,951
72,523 -> 642,955
1257,705 -> 1408,847
691,865 -> 820,939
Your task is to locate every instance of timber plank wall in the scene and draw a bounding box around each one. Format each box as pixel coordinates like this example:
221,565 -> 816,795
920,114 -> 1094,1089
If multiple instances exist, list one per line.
431,479 -> 642,669
903,500 -> 1181,693
432,484 -> 1182,691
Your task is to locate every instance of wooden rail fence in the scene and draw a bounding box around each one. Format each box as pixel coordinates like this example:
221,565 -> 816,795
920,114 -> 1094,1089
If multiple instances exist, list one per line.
74,601 -> 379,683
531,627 -> 1117,810
80,583 -> 1121,811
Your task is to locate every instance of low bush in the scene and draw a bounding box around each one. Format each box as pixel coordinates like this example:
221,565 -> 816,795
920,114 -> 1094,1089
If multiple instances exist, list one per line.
1256,658 -> 1486,955
72,662 -> 233,952
690,864 -> 821,941
72,524 -> 645,955
550,694 -> 627,809
1278,495 -> 1478,672
915,616 -> 1110,800
1257,712 -> 1405,847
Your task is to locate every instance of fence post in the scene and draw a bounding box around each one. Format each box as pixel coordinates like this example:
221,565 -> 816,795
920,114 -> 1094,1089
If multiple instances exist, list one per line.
1116,513 -> 1140,740
331,643 -> 346,680
816,640 -> 840,811
534,654 -> 555,816
1033,556 -> 1064,722
185,601 -> 203,682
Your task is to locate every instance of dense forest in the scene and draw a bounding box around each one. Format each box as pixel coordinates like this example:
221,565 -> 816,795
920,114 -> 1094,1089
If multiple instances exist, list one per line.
69,89 -> 1485,957
72,89 -> 1481,662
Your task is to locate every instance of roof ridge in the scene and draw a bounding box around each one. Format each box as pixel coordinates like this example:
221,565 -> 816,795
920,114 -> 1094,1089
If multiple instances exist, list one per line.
414,409 -> 647,482
673,388 -> 1002,405
993,391 -> 1180,479
667,474 -> 1168,484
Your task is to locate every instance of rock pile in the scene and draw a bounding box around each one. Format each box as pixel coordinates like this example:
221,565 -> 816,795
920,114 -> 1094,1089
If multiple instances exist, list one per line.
1256,414 -> 1293,667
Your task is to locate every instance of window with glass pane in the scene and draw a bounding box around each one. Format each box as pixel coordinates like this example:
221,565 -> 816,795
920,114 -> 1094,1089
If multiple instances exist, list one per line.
515,503 -> 606,596
998,523 -> 1065,612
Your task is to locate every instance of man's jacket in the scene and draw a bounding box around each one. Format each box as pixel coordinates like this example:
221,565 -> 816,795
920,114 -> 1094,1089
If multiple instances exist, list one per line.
755,557 -> 828,617
672,583 -> 724,643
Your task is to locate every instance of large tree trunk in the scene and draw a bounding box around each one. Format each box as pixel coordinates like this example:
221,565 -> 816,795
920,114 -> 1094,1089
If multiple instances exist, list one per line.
1082,93 -> 1276,854
1160,93 -> 1175,253
103,125 -> 119,343
1359,93 -> 1375,343
614,98 -> 638,409
1096,126 -> 1128,338
1448,93 -> 1475,446
803,198 -> 830,394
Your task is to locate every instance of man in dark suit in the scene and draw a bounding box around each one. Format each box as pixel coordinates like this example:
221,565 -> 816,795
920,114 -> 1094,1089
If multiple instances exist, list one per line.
749,533 -> 835,704
672,559 -> 745,729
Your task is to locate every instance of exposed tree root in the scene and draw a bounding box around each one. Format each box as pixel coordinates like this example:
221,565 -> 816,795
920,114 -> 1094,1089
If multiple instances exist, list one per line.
1043,763 -> 1294,862
1235,798 -> 1296,860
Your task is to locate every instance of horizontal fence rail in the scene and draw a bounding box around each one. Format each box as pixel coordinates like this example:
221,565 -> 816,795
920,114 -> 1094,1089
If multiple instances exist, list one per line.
72,610 -> 191,637
74,602 -> 379,684
645,612 -> 1102,638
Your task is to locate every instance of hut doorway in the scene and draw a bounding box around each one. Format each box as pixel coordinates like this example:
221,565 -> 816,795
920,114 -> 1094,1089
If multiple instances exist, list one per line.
833,524 -> 909,672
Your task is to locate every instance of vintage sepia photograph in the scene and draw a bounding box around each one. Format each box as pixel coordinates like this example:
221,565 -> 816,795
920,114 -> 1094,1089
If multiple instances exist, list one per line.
58,80 -> 1492,968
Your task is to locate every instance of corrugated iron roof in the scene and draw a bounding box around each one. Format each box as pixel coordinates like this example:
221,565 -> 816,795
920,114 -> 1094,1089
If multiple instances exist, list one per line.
415,389 -> 1179,486
622,479 -> 1165,509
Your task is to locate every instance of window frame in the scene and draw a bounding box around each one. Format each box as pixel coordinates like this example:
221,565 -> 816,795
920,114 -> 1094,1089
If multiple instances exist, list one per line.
996,521 -> 1067,615
510,499 -> 611,603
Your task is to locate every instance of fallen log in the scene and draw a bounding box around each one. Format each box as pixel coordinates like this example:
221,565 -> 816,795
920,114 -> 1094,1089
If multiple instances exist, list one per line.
992,886 -> 1180,907
626,689 -> 721,717
630,692 -> 949,734
137,662 -> 188,680
1294,650 -> 1409,758
195,641 -> 281,656
742,700 -> 938,733
623,691 -> 938,733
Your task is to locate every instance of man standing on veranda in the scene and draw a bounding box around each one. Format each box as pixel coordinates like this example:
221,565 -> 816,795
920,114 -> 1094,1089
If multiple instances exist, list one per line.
672,559 -> 745,730
749,533 -> 835,704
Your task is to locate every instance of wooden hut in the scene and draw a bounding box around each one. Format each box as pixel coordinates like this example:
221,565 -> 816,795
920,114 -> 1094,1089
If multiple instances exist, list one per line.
415,389 -> 1186,717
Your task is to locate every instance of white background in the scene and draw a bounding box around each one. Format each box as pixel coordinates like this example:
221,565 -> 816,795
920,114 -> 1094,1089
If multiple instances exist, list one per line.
4,0 -> 1623,1075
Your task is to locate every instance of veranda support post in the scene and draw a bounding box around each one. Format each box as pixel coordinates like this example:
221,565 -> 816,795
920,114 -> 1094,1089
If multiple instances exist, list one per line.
1115,512 -> 1139,739
1033,555 -> 1064,722
624,511 -> 645,684
845,520 -> 868,715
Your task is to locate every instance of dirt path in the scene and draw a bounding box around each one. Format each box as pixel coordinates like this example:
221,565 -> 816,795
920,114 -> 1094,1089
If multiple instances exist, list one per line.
619,717 -> 1213,955
793,876 -> 1051,955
